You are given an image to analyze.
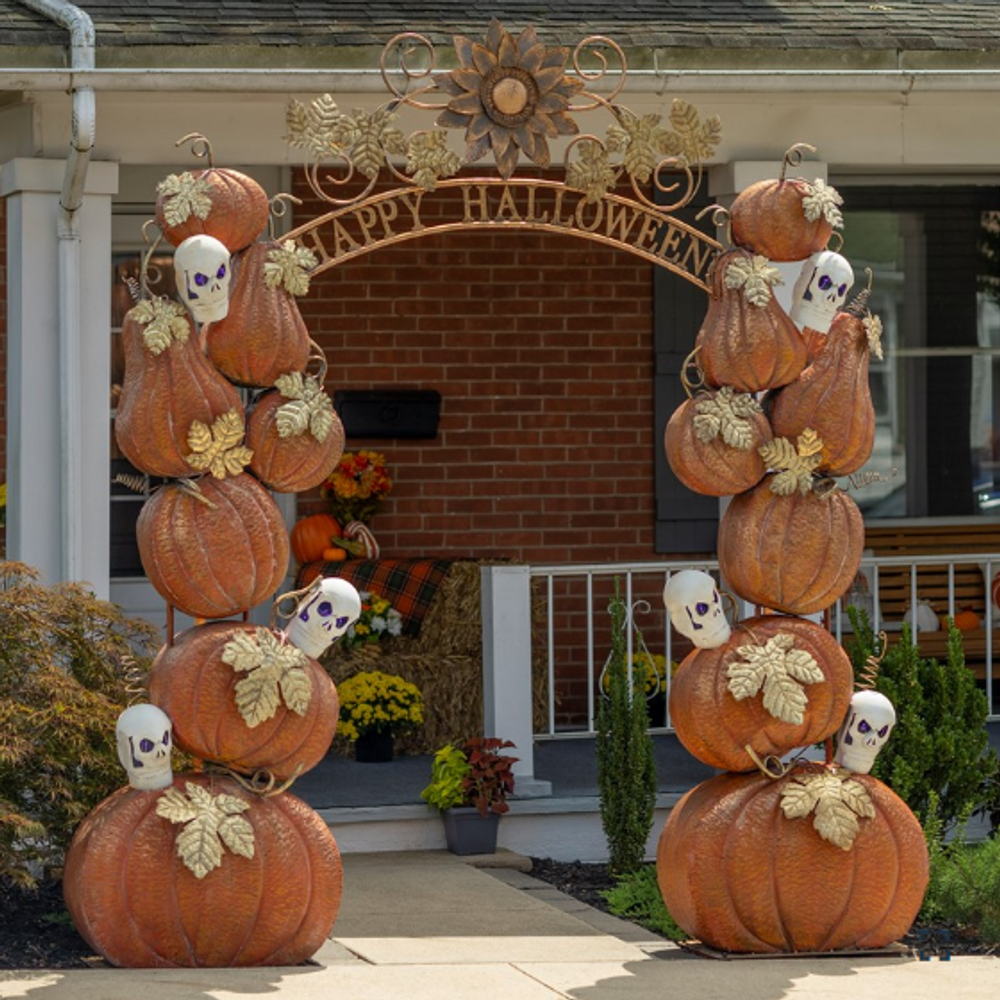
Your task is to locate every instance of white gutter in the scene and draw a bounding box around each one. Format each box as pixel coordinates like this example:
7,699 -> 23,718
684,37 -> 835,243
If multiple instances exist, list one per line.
18,0 -> 95,584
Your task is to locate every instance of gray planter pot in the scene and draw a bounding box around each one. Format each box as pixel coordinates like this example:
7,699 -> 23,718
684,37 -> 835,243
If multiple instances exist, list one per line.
442,807 -> 500,855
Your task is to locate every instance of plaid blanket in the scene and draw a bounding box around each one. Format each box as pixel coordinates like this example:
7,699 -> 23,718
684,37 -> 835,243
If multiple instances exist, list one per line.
297,558 -> 452,636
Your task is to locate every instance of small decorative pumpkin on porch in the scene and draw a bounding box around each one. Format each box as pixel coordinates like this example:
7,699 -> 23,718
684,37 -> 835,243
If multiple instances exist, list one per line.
290,512 -> 345,566
716,430 -> 865,614
148,623 -> 339,782
695,248 -> 807,392
114,298 -> 243,478
669,615 -> 853,772
136,474 -> 290,620
656,765 -> 928,953
664,386 -> 772,497
729,145 -> 844,262
205,240 -> 314,388
63,773 -> 343,967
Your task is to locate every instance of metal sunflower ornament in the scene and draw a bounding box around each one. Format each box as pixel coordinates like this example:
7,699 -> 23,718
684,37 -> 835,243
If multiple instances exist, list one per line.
434,19 -> 584,178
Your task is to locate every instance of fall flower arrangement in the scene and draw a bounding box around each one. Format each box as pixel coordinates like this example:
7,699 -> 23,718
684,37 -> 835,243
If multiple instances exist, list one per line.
336,670 -> 424,740
600,650 -> 671,698
321,450 -> 392,525
341,590 -> 404,649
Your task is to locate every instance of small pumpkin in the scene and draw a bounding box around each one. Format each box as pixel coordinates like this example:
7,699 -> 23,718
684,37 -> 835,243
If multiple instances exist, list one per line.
148,622 -> 340,781
946,607 -> 981,632
155,162 -> 269,253
290,513 -> 343,566
322,546 -> 349,562
63,773 -> 342,967
205,241 -> 312,388
246,373 -> 345,493
664,387 -> 772,497
657,766 -> 928,953
669,615 -> 853,771
114,299 -> 242,478
137,474 -> 290,620
695,248 -> 807,393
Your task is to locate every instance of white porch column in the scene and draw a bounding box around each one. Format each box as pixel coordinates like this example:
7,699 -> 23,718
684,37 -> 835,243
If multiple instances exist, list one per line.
481,564 -> 552,798
2,158 -> 118,596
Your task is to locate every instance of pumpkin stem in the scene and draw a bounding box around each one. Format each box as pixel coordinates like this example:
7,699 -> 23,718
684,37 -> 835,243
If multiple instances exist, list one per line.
779,142 -> 818,181
745,744 -> 791,780
213,763 -> 304,797
175,132 -> 215,166
177,477 -> 218,509
696,203 -> 732,247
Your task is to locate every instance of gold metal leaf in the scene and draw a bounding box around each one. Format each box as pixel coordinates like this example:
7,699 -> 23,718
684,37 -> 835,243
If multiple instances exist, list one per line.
156,171 -> 214,227
566,139 -> 618,205
759,429 -> 824,496
263,241 -> 318,296
726,633 -> 824,724
342,107 -> 407,180
406,130 -> 462,192
221,628 -> 313,727
156,782 -> 255,879
129,298 -> 191,356
724,254 -> 784,307
779,772 -> 875,850
692,386 -> 762,450
186,409 -> 252,480
864,311 -> 884,360
801,179 -> 844,229
273,372 -> 336,443
285,94 -> 347,158
606,112 -> 681,184
669,99 -> 722,163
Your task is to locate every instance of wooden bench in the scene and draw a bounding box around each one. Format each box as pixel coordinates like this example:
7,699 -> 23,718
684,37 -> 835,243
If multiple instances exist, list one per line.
860,522 -> 1000,678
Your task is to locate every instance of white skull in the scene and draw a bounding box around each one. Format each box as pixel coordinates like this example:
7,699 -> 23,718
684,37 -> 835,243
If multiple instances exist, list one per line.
789,251 -> 854,334
116,703 -> 173,790
663,570 -> 731,648
834,689 -> 896,774
173,234 -> 232,324
284,577 -> 362,658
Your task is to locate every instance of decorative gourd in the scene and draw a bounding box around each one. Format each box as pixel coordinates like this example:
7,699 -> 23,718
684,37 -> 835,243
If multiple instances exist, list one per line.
247,372 -> 345,493
717,433 -> 864,614
148,623 -> 339,781
948,607 -> 981,631
114,299 -> 243,478
656,766 -> 928,953
903,599 -> 940,633
669,615 -> 853,771
205,241 -> 313,388
769,304 -> 883,476
136,474 -> 290,620
63,773 -> 342,967
664,387 -> 772,497
155,155 -> 269,253
729,148 -> 844,262
290,513 -> 343,566
695,249 -> 807,393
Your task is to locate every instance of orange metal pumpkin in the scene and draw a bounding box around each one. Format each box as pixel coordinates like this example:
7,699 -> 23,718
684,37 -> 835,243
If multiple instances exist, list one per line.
137,474 -> 290,620
148,622 -> 339,781
664,389 -> 772,497
695,249 -> 807,393
247,384 -> 345,493
290,513 -> 343,566
205,242 -> 311,388
657,766 -> 928,953
63,773 -> 342,967
114,301 -> 242,478
717,479 -> 864,615
155,166 -> 269,252
669,615 -> 853,771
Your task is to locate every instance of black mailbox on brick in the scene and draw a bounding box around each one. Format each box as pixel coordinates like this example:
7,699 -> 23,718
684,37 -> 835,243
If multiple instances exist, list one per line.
333,389 -> 442,440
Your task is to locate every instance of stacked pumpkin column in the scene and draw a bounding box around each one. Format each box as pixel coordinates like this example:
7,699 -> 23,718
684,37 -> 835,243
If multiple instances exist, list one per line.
63,140 -> 355,967
657,149 -> 929,954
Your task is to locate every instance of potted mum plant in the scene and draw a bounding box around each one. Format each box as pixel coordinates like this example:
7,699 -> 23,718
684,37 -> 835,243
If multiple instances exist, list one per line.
337,670 -> 424,762
421,737 -> 518,855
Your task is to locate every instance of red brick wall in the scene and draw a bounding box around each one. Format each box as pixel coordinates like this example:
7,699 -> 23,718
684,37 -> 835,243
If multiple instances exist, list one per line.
293,169 -> 657,567
0,195 -> 6,548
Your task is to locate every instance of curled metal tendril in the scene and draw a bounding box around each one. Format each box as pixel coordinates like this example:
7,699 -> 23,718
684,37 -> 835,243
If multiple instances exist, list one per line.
570,35 -> 627,110
121,653 -> 148,707
307,158 -> 381,208
745,744 -> 792,780
272,577 -> 322,629
779,142 -> 818,181
812,476 -> 842,500
827,230 -> 845,254
680,347 -> 706,399
857,632 -> 889,690
268,192 -> 303,240
139,219 -> 164,300
211,763 -> 304,797
697,203 -> 732,246
175,132 -> 215,167
380,32 -> 439,105
306,338 -> 330,384
649,157 -> 697,214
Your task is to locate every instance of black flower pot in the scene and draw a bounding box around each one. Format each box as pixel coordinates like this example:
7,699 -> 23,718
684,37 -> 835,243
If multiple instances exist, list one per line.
442,808 -> 500,855
354,728 -> 394,763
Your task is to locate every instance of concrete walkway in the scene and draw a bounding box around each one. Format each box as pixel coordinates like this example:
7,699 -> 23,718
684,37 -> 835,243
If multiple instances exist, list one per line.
1,851 -> 997,1000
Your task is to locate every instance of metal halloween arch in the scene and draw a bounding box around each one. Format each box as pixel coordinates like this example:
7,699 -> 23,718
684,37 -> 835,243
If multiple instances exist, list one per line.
282,22 -> 723,290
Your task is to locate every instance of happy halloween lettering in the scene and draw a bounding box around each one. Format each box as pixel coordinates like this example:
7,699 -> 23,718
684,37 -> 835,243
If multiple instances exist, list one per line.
296,182 -> 717,285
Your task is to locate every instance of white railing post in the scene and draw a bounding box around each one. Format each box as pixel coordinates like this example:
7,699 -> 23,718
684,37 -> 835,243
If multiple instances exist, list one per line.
481,565 -> 552,798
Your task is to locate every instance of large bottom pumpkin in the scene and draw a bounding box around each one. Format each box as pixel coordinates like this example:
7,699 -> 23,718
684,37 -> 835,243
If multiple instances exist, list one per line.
657,767 -> 928,953
64,773 -> 342,967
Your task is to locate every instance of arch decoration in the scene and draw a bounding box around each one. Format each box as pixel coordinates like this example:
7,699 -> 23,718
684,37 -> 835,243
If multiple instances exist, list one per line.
283,19 -> 723,289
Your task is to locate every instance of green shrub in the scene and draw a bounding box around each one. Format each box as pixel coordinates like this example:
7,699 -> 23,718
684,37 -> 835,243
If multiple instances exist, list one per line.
602,864 -> 687,941
925,833 -> 1000,944
0,562 -> 159,886
596,581 -> 657,874
845,608 -> 997,831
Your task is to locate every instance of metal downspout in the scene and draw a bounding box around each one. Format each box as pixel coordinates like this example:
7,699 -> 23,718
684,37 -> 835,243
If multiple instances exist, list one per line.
18,0 -> 96,583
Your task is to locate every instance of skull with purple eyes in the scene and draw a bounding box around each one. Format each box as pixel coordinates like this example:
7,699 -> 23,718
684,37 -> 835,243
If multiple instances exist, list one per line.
662,569 -> 731,649
833,689 -> 896,774
283,577 -> 362,658
173,234 -> 232,324
789,250 -> 854,335
115,703 -> 174,790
